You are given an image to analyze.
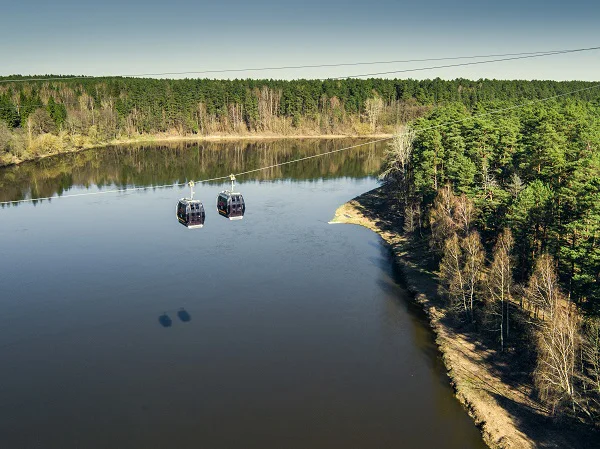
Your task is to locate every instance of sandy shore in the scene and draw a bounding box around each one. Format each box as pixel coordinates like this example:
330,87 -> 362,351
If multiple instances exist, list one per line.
103,133 -> 393,144
331,186 -> 598,449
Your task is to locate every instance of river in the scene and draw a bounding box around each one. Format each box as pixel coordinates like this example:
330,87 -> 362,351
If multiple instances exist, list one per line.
0,140 -> 486,449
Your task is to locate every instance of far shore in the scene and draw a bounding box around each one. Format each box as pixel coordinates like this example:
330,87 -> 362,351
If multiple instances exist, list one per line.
1,132 -> 393,169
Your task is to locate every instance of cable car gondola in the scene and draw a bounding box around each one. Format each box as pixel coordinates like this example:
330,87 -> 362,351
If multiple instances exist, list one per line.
217,175 -> 245,220
176,181 -> 205,229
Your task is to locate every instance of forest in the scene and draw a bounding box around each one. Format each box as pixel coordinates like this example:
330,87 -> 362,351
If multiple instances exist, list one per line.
0,76 -> 598,166
381,97 -> 600,424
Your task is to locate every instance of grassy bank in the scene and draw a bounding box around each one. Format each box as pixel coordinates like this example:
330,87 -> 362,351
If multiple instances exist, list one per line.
331,186 -> 599,449
0,132 -> 393,168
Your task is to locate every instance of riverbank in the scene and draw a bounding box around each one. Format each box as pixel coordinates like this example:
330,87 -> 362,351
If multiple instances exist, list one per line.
0,132 -> 393,168
331,186 -> 599,449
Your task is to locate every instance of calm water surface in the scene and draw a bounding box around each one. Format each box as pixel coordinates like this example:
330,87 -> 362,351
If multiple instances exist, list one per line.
0,140 -> 486,449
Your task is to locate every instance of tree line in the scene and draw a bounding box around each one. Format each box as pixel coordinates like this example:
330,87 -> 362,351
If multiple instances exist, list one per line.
0,76 -> 598,165
381,97 -> 600,422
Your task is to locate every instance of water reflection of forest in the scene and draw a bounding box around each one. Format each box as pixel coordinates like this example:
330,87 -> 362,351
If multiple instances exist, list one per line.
0,139 -> 384,204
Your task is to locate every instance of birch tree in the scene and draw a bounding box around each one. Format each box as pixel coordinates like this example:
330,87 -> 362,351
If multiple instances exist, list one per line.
430,185 -> 458,253
534,301 -> 580,415
581,317 -> 600,415
485,229 -> 514,351
364,96 -> 384,132
524,254 -> 560,320
439,231 -> 485,322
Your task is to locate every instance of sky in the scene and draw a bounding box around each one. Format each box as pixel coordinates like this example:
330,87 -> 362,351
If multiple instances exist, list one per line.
1,0 -> 599,81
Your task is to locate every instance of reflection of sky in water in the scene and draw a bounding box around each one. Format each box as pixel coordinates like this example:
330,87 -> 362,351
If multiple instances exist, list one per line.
0,143 -> 485,449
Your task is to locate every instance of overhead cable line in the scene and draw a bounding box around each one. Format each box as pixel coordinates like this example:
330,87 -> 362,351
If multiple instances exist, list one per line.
329,47 -> 600,79
232,137 -> 393,178
0,175 -> 231,206
2,83 -> 598,207
0,46 -> 599,84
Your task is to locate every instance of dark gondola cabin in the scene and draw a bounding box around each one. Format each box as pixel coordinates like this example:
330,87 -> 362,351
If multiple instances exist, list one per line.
217,175 -> 245,220
177,199 -> 205,228
217,191 -> 245,220
176,181 -> 205,229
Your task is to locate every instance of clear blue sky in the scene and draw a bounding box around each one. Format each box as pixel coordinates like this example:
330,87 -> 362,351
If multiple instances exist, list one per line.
2,0 -> 599,80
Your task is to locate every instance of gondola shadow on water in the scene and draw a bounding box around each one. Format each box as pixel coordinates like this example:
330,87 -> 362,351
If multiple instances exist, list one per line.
158,308 -> 192,328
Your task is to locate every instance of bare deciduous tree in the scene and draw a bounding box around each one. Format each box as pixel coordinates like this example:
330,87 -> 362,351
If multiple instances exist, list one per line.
196,102 -> 207,135
380,126 -> 417,226
485,229 -> 514,351
454,193 -> 475,235
463,231 -> 486,322
429,186 -> 477,252
480,157 -> 498,200
78,92 -> 95,126
27,109 -> 56,141
440,234 -> 464,309
381,126 -> 416,175
403,201 -> 421,234
525,255 -> 591,417
525,254 -> 560,320
508,172 -> 525,199
535,301 -> 580,415
364,96 -> 384,132
257,86 -> 281,131
439,231 -> 485,322
430,185 -> 458,253
581,317 -> 600,414
0,122 -> 11,153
